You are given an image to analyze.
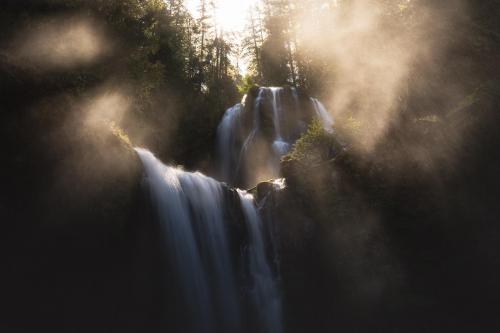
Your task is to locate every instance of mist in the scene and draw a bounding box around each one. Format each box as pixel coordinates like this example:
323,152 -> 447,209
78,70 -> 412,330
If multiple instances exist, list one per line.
296,0 -> 470,165
6,15 -> 111,70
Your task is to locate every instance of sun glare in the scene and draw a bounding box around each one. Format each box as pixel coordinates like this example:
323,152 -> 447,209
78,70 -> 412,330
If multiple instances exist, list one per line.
185,0 -> 254,33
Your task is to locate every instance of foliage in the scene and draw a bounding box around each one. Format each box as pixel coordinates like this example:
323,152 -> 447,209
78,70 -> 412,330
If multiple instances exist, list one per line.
286,118 -> 340,164
237,74 -> 257,96
0,0 -> 241,169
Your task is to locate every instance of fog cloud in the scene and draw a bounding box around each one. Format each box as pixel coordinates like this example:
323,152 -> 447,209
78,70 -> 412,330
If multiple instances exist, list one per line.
297,0 -> 467,154
7,16 -> 111,70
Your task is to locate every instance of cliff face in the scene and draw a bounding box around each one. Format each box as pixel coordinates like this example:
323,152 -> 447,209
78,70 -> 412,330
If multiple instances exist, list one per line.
0,57 -> 159,332
243,86 -> 316,141
254,79 -> 500,332
0,54 -> 258,331
219,86 -> 318,188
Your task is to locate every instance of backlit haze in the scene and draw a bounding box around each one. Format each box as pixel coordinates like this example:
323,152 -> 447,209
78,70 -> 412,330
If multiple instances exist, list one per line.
185,0 -> 256,74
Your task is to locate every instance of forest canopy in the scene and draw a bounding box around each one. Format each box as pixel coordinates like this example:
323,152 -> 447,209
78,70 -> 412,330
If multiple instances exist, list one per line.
2,0 -> 498,167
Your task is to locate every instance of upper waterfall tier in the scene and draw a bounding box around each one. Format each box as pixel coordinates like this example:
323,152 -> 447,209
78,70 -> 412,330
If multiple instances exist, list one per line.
217,86 -> 334,187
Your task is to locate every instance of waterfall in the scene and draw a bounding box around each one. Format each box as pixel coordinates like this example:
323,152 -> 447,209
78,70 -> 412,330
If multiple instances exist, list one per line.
216,87 -> 334,186
269,87 -> 283,140
135,147 -> 281,333
217,103 -> 244,185
311,97 -> 334,133
270,87 -> 291,159
238,190 -> 283,333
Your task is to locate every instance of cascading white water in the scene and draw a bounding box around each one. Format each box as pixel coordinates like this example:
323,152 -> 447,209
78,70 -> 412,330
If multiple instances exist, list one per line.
217,87 -> 334,186
135,148 -> 212,332
238,190 -> 282,333
217,103 -> 244,185
311,97 -> 334,133
235,88 -> 265,183
270,87 -> 291,159
269,87 -> 283,140
135,147 -> 281,333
